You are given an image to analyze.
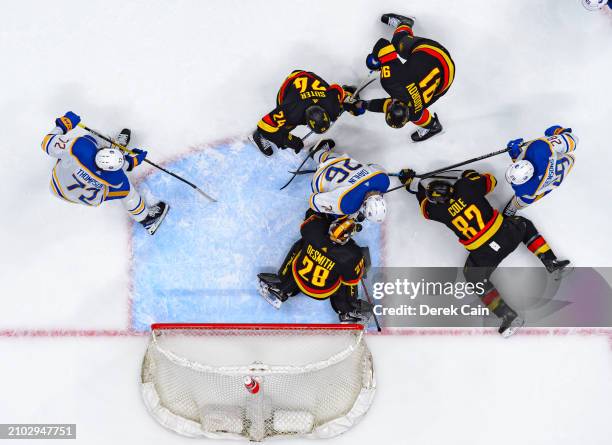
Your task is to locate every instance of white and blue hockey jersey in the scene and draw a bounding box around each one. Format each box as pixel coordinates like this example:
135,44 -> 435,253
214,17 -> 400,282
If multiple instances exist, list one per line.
510,132 -> 577,205
309,150 -> 390,216
41,128 -> 140,209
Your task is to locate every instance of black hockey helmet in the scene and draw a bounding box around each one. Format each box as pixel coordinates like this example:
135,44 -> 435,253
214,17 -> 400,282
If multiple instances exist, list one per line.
385,99 -> 409,129
425,180 -> 454,204
305,105 -> 331,134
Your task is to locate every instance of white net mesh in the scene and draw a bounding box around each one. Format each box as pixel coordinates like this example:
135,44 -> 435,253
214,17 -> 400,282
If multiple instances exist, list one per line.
141,324 -> 375,441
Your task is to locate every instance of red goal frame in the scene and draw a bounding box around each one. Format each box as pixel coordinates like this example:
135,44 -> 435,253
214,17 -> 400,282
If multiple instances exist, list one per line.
151,323 -> 364,331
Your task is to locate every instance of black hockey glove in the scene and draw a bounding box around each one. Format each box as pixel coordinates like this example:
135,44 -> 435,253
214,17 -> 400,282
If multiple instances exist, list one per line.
398,168 -> 416,189
284,133 -> 304,154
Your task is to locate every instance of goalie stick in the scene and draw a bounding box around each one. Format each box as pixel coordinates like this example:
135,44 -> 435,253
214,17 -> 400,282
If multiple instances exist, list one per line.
280,73 -> 377,191
78,123 -> 217,202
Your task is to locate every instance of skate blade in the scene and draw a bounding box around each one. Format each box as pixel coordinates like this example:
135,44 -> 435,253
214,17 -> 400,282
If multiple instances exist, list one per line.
147,204 -> 170,235
501,317 -> 525,339
257,281 -> 283,310
552,266 -> 574,282
248,134 -> 274,157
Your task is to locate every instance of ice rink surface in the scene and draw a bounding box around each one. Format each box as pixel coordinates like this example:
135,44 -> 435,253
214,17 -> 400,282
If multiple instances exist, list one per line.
1,0 -> 611,444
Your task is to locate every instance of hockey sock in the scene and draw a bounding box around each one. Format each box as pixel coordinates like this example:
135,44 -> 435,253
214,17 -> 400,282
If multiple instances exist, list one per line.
412,109 -> 432,127
394,24 -> 414,37
122,188 -> 148,222
516,216 -> 557,263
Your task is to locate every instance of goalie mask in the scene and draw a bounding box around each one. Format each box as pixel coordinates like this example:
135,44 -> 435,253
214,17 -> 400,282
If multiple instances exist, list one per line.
385,99 -> 409,129
95,147 -> 125,171
305,105 -> 331,134
329,218 -> 360,245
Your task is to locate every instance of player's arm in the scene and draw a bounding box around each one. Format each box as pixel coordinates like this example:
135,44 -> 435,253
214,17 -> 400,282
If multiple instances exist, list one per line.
461,170 -> 497,195
544,125 -> 578,154
123,148 -> 148,172
41,111 -> 80,158
416,182 -> 430,219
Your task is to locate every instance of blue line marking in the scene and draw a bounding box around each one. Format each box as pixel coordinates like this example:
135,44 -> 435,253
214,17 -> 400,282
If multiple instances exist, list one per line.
130,140 -> 382,331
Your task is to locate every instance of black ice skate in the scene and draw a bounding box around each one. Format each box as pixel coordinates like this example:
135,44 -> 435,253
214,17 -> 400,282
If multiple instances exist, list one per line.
116,128 -> 131,147
411,113 -> 443,142
498,307 -> 525,338
249,130 -> 275,157
543,258 -> 572,281
257,273 -> 289,309
140,201 -> 169,235
381,13 -> 415,29
339,299 -> 374,325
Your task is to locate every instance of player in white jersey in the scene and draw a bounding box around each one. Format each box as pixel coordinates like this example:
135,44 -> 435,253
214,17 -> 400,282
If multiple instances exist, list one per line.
308,139 -> 390,222
41,111 -> 169,235
503,125 -> 577,216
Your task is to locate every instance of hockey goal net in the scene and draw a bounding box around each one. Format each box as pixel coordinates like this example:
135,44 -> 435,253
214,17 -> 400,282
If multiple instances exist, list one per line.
140,323 -> 375,441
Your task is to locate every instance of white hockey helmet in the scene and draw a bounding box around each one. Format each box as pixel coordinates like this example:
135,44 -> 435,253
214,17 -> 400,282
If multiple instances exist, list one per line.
361,193 -> 387,223
582,0 -> 607,11
505,160 -> 534,185
95,148 -> 125,171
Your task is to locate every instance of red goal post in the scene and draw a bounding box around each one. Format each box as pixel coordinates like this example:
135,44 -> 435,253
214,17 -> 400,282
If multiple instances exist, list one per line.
141,322 -> 375,441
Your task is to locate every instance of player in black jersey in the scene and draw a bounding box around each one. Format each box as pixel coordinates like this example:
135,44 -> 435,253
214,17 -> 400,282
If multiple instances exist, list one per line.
353,13 -> 455,142
250,70 -> 352,156
399,169 -> 570,337
257,211 -> 372,322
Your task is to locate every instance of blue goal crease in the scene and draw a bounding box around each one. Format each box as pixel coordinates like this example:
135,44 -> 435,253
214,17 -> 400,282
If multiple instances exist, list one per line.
130,140 -> 383,331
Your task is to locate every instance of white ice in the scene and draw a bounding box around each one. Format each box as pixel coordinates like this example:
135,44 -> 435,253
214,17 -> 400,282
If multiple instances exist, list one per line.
1,0 -> 611,444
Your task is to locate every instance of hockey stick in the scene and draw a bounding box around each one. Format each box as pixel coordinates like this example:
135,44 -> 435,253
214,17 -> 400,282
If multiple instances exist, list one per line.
360,279 -> 382,332
78,123 -> 217,202
384,147 -> 512,195
279,73 -> 377,191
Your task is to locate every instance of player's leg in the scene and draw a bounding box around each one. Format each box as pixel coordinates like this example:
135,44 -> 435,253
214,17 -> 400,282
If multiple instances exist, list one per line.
121,186 -> 169,235
463,254 -> 524,337
258,240 -> 302,308
330,285 -> 373,323
411,109 -> 443,142
513,216 -> 570,275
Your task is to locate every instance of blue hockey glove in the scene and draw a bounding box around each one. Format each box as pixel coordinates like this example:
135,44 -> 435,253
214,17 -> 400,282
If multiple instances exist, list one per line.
126,148 -> 147,171
55,111 -> 80,134
344,100 -> 368,116
366,53 -> 381,71
506,138 -> 524,159
545,125 -> 572,137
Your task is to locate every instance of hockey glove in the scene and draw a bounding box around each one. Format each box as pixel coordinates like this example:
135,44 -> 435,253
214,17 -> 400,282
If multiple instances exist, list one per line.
366,53 -> 381,71
285,133 -> 305,154
125,148 -> 147,171
506,138 -> 524,159
55,111 -> 81,134
344,100 -> 368,116
398,168 -> 416,189
545,125 -> 572,137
